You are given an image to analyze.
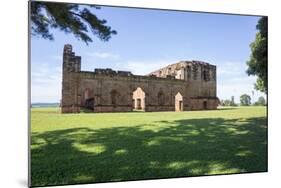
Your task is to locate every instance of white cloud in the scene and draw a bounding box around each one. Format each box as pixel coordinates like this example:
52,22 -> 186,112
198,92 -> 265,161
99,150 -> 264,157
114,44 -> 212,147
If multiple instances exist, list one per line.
86,52 -> 120,60
51,55 -> 62,61
216,61 -> 266,103
31,62 -> 62,103
217,61 -> 247,77
123,59 -> 179,75
83,51 -> 180,75
217,81 -> 266,104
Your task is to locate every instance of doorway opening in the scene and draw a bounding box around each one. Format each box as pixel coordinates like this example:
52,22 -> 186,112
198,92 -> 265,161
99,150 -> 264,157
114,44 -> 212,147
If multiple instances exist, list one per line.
83,88 -> 94,110
132,87 -> 145,111
175,92 -> 183,111
203,101 -> 207,110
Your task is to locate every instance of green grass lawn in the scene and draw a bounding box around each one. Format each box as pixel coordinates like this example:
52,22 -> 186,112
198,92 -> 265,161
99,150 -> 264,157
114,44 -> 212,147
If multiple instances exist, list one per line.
31,106 -> 267,187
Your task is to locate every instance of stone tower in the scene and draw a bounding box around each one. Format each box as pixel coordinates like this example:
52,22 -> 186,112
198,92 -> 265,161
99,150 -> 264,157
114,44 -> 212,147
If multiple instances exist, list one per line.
61,44 -> 81,113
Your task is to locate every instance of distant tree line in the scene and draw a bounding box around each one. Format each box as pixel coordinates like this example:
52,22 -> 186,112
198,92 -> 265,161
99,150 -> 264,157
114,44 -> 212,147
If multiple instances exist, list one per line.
220,95 -> 266,106
253,96 -> 266,106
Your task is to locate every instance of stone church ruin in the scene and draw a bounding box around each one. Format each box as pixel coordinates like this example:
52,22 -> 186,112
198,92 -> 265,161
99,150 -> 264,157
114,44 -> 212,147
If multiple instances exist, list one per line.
61,44 -> 219,113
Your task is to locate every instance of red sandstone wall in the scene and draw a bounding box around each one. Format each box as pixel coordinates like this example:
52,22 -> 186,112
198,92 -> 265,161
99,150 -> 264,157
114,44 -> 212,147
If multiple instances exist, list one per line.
61,45 -> 218,113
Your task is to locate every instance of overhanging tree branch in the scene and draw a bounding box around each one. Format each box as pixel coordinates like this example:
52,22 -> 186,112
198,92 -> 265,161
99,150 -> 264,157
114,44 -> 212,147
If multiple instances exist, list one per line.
30,1 -> 117,44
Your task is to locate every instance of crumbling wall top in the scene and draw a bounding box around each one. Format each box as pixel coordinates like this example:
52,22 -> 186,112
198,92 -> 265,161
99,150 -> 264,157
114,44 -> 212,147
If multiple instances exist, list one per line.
63,44 -> 73,54
94,68 -> 133,76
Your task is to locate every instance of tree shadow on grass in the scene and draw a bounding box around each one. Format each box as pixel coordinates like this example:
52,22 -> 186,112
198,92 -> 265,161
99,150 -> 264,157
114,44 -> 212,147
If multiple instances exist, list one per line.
31,117 -> 267,187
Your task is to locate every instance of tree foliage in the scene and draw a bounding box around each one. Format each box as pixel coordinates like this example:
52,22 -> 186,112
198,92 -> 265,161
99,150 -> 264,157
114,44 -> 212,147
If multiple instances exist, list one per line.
220,98 -> 237,106
240,94 -> 251,106
30,1 -> 117,44
221,99 -> 231,106
230,96 -> 237,106
246,17 -> 268,93
254,96 -> 266,106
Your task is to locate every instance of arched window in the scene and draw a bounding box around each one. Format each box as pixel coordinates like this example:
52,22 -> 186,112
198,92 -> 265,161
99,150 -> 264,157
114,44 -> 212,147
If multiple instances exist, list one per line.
158,91 -> 165,105
203,70 -> 209,81
85,98 -> 95,110
203,101 -> 207,109
111,90 -> 118,105
83,88 -> 94,110
84,88 -> 90,100
168,67 -> 172,74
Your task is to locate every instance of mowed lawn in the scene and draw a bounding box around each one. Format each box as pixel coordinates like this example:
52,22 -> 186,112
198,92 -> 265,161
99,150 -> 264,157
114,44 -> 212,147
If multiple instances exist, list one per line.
31,106 -> 267,187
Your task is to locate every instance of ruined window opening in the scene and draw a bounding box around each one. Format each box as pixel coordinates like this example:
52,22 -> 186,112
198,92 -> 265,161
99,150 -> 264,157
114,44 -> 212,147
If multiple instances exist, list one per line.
203,101 -> 207,109
203,70 -> 209,81
193,66 -> 198,80
158,91 -> 165,105
83,88 -> 95,110
168,67 -> 172,74
85,98 -> 95,110
84,88 -> 90,100
111,90 -> 118,105
211,69 -> 216,81
187,66 -> 191,79
132,99 -> 135,108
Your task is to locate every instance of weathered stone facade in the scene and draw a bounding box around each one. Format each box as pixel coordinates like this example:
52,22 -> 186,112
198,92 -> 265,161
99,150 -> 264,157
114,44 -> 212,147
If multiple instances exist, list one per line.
61,44 -> 219,113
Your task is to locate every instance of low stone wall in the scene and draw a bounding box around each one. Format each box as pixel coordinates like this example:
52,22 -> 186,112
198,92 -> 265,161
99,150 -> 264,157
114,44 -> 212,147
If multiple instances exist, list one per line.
61,105 -> 80,113
93,105 -> 132,112
190,98 -> 218,110
145,105 -> 175,112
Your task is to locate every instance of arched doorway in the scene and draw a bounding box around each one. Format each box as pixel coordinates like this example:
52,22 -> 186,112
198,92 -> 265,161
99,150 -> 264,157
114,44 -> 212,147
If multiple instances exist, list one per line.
83,88 -> 94,110
175,92 -> 183,111
158,90 -> 165,106
110,89 -> 119,107
132,87 -> 145,111
203,101 -> 207,110
85,98 -> 95,110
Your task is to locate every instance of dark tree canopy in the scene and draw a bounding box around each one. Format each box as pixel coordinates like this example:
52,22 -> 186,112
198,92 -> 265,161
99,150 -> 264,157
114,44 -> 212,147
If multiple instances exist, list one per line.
30,1 -> 117,44
240,94 -> 251,106
246,17 -> 268,93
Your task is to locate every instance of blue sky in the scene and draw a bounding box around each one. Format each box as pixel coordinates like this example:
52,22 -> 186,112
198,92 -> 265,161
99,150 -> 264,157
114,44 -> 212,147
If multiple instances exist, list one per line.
31,5 -> 265,103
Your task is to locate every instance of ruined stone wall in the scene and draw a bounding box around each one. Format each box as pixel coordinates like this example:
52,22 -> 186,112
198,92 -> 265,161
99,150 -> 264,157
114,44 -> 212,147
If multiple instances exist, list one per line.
149,60 -> 217,99
61,44 -> 218,113
189,98 -> 219,110
148,61 -> 187,79
76,71 -> 188,112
